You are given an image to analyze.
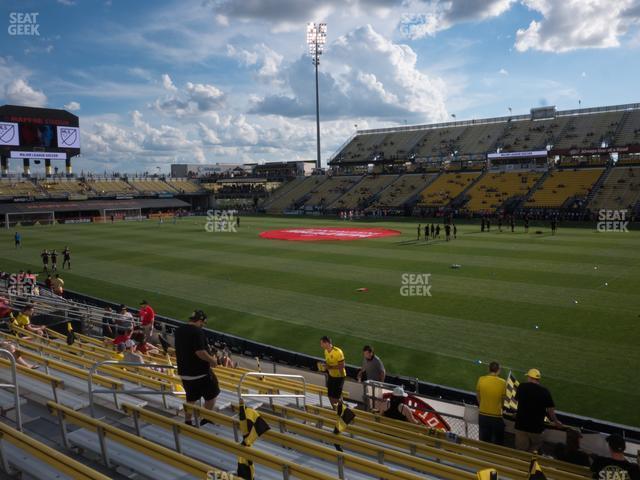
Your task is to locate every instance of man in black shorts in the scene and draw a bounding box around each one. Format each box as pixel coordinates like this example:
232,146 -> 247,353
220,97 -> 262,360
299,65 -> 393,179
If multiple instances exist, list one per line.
174,310 -> 221,426
50,250 -> 58,272
41,249 -> 50,273
62,246 -> 71,270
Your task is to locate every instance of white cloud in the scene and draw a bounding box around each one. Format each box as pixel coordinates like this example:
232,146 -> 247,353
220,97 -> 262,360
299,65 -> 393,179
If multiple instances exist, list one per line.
227,43 -> 284,83
57,0 -> 77,5
499,68 -> 509,75
399,0 -> 515,39
161,73 -> 177,92
515,0 -> 640,53
152,77 -> 226,116
4,78 -> 47,107
251,24 -> 448,123
64,101 -> 81,111
581,71 -> 587,78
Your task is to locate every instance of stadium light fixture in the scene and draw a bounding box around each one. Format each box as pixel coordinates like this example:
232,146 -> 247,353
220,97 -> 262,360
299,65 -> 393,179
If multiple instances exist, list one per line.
307,22 -> 327,170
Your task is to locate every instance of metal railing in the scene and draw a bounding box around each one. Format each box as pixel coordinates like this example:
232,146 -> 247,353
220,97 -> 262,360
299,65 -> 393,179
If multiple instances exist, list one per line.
88,360 -> 177,417
0,349 -> 22,431
237,372 -> 307,409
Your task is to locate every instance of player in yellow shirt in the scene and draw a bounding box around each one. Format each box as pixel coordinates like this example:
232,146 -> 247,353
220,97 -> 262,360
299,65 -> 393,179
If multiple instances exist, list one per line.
319,336 -> 346,407
476,361 -> 507,445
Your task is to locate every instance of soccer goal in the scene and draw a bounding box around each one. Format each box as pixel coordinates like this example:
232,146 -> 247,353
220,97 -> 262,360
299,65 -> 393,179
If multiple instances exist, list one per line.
103,207 -> 144,222
4,211 -> 56,228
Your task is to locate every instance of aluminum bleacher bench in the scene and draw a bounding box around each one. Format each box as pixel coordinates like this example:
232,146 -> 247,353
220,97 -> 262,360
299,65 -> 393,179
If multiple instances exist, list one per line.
120,403 -> 336,480
129,403 -> 441,480
46,401 -> 222,480
0,421 -> 111,480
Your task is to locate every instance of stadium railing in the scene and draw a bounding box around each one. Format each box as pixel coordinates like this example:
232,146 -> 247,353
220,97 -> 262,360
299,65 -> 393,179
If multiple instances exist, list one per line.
297,403 -> 590,479
46,401 -> 224,480
221,402 -> 513,480
119,403 -> 337,480
0,421 -> 112,480
124,402 -> 437,480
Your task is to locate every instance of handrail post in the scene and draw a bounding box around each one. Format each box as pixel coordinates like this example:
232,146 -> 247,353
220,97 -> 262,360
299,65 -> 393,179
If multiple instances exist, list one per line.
0,349 -> 22,432
88,360 -> 177,417
236,372 -> 307,408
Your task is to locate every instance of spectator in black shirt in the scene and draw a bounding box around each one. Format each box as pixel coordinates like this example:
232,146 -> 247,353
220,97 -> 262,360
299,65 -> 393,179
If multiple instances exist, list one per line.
591,435 -> 640,480
174,310 -> 220,426
514,368 -> 562,452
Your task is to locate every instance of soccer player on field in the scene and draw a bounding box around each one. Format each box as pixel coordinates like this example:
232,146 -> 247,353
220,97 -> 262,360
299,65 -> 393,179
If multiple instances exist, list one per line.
417,224 -> 421,240
320,336 -> 346,408
62,246 -> 71,270
41,249 -> 50,273
50,250 -> 58,272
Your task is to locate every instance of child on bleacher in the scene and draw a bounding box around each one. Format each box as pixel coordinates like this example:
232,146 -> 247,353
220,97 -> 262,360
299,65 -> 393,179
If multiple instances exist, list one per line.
0,340 -> 38,369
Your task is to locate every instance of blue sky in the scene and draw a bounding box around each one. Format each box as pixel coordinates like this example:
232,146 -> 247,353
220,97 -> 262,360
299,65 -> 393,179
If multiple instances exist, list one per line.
2,0 -> 640,173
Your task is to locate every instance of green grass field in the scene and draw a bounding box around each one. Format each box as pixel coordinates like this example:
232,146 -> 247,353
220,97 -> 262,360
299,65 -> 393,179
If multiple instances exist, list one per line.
1,216 -> 639,426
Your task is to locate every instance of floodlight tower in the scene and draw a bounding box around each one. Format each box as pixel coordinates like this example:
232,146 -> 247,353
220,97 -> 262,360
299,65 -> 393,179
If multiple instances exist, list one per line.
307,22 -> 327,170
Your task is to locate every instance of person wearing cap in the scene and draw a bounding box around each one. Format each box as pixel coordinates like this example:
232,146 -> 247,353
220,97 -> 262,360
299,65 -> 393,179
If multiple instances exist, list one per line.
319,336 -> 347,408
381,387 -> 420,424
476,361 -> 507,445
174,310 -> 221,426
514,368 -> 562,452
590,435 -> 640,480
139,300 -> 155,342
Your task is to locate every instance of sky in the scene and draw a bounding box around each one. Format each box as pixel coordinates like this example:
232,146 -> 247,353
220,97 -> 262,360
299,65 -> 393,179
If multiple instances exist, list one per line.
2,0 -> 640,173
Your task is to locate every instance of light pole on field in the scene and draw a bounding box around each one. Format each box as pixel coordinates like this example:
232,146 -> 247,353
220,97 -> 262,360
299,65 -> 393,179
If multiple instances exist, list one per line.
307,22 -> 327,171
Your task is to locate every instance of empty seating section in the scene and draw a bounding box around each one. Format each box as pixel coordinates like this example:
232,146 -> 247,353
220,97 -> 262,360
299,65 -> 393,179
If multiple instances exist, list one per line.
376,130 -> 425,159
331,108 -> 640,163
588,166 -> 640,211
336,132 -> 386,163
464,171 -> 543,212
419,172 -> 481,206
265,175 -> 326,213
329,174 -> 397,210
412,126 -> 467,158
39,179 -> 88,196
369,173 -> 437,208
164,178 -> 203,193
129,179 -> 178,194
301,175 -> 362,208
0,180 -> 44,199
86,179 -> 136,195
614,109 -> 640,146
457,122 -> 505,154
553,112 -> 623,150
526,168 -> 604,208
496,118 -> 568,152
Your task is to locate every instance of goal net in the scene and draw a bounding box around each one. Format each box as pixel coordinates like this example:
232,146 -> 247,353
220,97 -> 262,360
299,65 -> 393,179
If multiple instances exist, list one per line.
102,207 -> 144,222
5,211 -> 56,228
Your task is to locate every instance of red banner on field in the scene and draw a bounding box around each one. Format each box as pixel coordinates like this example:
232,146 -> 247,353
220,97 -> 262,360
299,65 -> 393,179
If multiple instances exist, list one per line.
259,227 -> 401,241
